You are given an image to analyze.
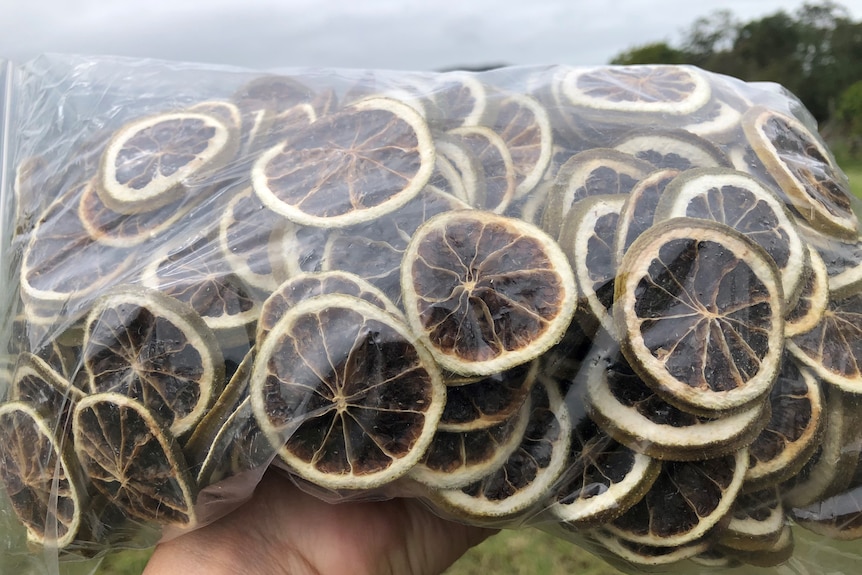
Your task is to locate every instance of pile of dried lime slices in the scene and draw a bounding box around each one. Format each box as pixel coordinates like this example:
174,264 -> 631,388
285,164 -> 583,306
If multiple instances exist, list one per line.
3,64 -> 862,571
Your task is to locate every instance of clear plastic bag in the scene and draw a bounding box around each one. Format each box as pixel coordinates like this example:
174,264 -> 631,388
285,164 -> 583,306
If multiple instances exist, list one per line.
2,54 -> 862,574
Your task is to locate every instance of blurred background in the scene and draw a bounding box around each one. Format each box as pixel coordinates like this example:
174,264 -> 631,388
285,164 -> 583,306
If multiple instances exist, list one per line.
3,1 -> 862,573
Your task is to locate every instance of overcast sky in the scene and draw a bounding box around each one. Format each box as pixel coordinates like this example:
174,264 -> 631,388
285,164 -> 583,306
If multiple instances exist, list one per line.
3,0 -> 862,71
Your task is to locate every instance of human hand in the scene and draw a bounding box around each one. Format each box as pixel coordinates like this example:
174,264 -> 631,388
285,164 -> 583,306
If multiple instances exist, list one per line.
143,469 -> 496,575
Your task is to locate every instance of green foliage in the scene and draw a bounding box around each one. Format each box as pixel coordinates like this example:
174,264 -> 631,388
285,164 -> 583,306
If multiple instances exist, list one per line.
610,42 -> 687,65
836,80 -> 862,136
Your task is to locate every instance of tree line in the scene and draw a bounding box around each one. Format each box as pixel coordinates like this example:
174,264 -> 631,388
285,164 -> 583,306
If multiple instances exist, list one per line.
610,1 -> 862,158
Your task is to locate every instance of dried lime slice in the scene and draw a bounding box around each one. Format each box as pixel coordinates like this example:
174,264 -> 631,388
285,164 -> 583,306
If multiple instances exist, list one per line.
616,218 -> 785,415
271,219 -> 331,280
21,182 -> 135,316
791,487 -> 862,541
11,352 -> 84,420
438,360 -> 538,432
78,176 -> 202,248
490,92 -> 553,199
543,148 -> 652,238
550,417 -> 660,526
185,350 -> 274,488
73,392 -> 197,527
561,65 -> 711,116
428,72 -> 494,130
83,286 -> 225,438
591,529 -> 710,567
744,355 -> 824,492
218,186 -> 289,294
141,235 -> 260,348
782,387 -> 860,507
250,295 -> 445,490
743,107 -> 858,239
401,210 -> 577,376
252,97 -> 435,228
608,450 -> 749,546
323,186 -> 470,305
447,126 -> 516,213
722,524 -> 793,568
558,194 -> 626,336
434,138 -> 485,207
585,347 -> 769,461
798,224 -> 862,299
0,401 -> 87,548
613,129 -> 730,171
231,74 -> 318,153
98,111 -> 236,214
431,377 -> 571,521
719,488 -> 784,551
613,168 -> 680,265
654,167 -> 808,305
187,100 -> 242,137
787,291 -> 862,393
409,397 -> 531,489
341,71 -> 434,119
785,246 -> 830,337
256,270 -> 402,345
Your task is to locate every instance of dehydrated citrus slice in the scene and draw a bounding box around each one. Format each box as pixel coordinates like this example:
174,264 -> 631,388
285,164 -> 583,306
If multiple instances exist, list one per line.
615,218 -> 785,415
98,110 -> 236,214
21,182 -> 135,315
249,295 -> 445,490
83,286 -> 225,438
446,126 -> 515,213
613,129 -> 730,171
323,186 -> 470,305
722,524 -> 793,568
785,246 -> 830,337
584,347 -> 769,461
231,74 -> 318,153
431,377 -> 571,521
434,138 -> 485,207
256,270 -> 401,345
782,387 -> 860,507
409,398 -> 531,489
438,360 -> 538,432
490,93 -> 553,199
613,168 -> 680,264
401,210 -> 577,376
654,167 -> 808,304
78,176 -> 199,248
591,529 -> 710,567
428,72 -> 494,130
218,186 -> 288,294
743,107 -> 858,239
798,224 -> 862,299
690,549 -> 740,569
791,487 -> 862,541
550,416 -> 660,526
11,352 -> 84,421
185,350 -> 274,488
561,65 -> 711,116
0,401 -> 87,548
744,355 -> 824,492
187,100 -> 242,137
558,194 -> 626,336
787,291 -> 862,393
251,97 -> 435,228
608,449 -> 749,546
543,148 -> 652,238
141,235 -> 260,348
271,219 -> 332,280
72,392 -> 197,527
719,488 -> 784,551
